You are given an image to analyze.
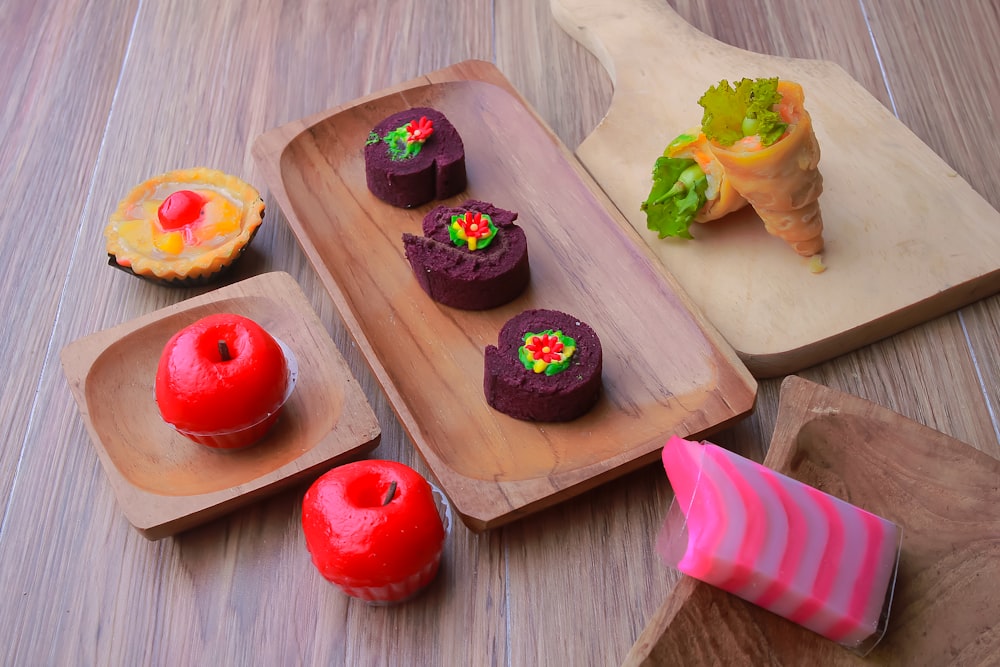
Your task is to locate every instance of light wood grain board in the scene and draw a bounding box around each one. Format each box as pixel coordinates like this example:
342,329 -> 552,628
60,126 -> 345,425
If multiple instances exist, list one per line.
60,272 -> 381,539
551,0 -> 1000,377
253,60 -> 757,531
625,375 -> 1000,665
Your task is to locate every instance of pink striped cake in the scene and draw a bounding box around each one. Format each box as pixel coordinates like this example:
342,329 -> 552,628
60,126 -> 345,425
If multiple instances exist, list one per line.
659,435 -> 902,650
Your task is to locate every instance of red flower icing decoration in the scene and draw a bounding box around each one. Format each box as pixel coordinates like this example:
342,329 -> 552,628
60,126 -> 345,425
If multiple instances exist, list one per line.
405,116 -> 434,144
456,212 -> 490,240
525,334 -> 565,364
449,210 -> 498,251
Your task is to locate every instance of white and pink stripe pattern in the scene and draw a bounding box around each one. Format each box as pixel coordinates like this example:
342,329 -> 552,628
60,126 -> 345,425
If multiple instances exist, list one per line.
659,436 -> 901,648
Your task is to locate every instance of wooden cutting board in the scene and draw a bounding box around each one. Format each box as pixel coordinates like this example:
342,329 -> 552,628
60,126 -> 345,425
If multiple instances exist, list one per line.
625,375 -> 1000,665
551,0 -> 1000,377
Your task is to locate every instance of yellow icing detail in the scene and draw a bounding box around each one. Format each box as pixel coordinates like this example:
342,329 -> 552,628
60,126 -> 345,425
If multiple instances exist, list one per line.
154,231 -> 185,255
452,219 -> 477,251
531,344 -> 571,373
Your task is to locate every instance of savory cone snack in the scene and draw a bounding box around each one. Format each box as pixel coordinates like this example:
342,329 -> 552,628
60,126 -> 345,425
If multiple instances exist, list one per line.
699,77 -> 825,256
640,130 -> 748,239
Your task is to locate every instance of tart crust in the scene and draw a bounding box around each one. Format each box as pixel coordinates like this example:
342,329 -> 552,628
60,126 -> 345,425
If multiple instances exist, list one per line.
105,167 -> 264,285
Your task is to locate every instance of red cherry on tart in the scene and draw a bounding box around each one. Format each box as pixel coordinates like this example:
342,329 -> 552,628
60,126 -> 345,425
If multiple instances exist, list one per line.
301,460 -> 449,604
157,189 -> 205,230
154,313 -> 296,449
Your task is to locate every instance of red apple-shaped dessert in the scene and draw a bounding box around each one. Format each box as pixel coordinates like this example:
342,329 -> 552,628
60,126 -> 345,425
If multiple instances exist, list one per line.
155,313 -> 295,449
301,460 -> 449,604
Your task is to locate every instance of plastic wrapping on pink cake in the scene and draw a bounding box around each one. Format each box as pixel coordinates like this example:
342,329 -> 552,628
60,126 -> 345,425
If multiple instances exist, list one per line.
657,436 -> 902,656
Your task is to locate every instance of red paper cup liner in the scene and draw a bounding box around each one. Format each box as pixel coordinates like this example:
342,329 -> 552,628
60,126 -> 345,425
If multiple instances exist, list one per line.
168,338 -> 298,450
333,484 -> 452,605
176,412 -> 281,449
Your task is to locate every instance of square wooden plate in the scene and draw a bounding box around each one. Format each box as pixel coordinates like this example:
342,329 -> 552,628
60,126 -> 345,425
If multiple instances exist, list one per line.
252,60 -> 757,531
626,375 -> 1000,665
60,271 -> 381,540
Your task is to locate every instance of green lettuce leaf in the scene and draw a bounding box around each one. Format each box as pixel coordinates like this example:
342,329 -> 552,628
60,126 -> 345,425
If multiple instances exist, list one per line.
698,77 -> 787,147
640,157 -> 708,239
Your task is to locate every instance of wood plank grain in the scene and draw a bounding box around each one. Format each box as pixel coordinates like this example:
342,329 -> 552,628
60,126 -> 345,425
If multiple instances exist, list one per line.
800,317 -> 1000,459
0,0 -> 137,522
957,299 -> 1000,460
859,0 -> 1000,460
666,0 -> 889,102
0,1 -> 503,666
495,0 -> 614,149
862,0 -> 1000,209
4,0 -> 1000,665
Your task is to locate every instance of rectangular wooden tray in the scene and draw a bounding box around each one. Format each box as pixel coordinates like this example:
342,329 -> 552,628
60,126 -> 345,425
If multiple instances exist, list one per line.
625,375 -> 1000,665
252,60 -> 757,531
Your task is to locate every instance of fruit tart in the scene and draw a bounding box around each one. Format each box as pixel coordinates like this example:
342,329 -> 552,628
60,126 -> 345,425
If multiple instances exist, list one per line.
105,167 -> 265,286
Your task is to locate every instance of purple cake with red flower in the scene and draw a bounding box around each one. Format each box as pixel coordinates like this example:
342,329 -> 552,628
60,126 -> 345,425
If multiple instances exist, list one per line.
402,199 -> 530,310
364,107 -> 467,208
484,309 -> 603,422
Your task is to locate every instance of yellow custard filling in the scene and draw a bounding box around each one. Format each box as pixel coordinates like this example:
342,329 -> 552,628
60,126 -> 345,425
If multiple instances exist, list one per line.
105,167 -> 264,281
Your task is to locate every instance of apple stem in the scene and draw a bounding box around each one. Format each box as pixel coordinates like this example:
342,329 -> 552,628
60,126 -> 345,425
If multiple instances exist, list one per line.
218,340 -> 231,361
383,481 -> 397,505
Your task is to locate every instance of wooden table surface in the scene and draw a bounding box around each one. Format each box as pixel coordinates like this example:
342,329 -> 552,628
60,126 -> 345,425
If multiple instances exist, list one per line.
3,1 -> 998,665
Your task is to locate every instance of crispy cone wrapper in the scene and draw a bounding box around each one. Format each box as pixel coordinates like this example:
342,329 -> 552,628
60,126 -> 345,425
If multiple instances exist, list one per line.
706,81 -> 825,256
667,130 -> 748,223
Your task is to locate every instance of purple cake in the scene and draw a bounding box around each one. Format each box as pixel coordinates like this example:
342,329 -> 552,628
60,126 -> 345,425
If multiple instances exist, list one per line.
402,199 -> 530,310
484,309 -> 603,422
364,107 -> 467,208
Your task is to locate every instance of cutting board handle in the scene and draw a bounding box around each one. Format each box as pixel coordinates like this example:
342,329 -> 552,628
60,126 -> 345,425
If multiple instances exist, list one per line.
551,0 -> 855,134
